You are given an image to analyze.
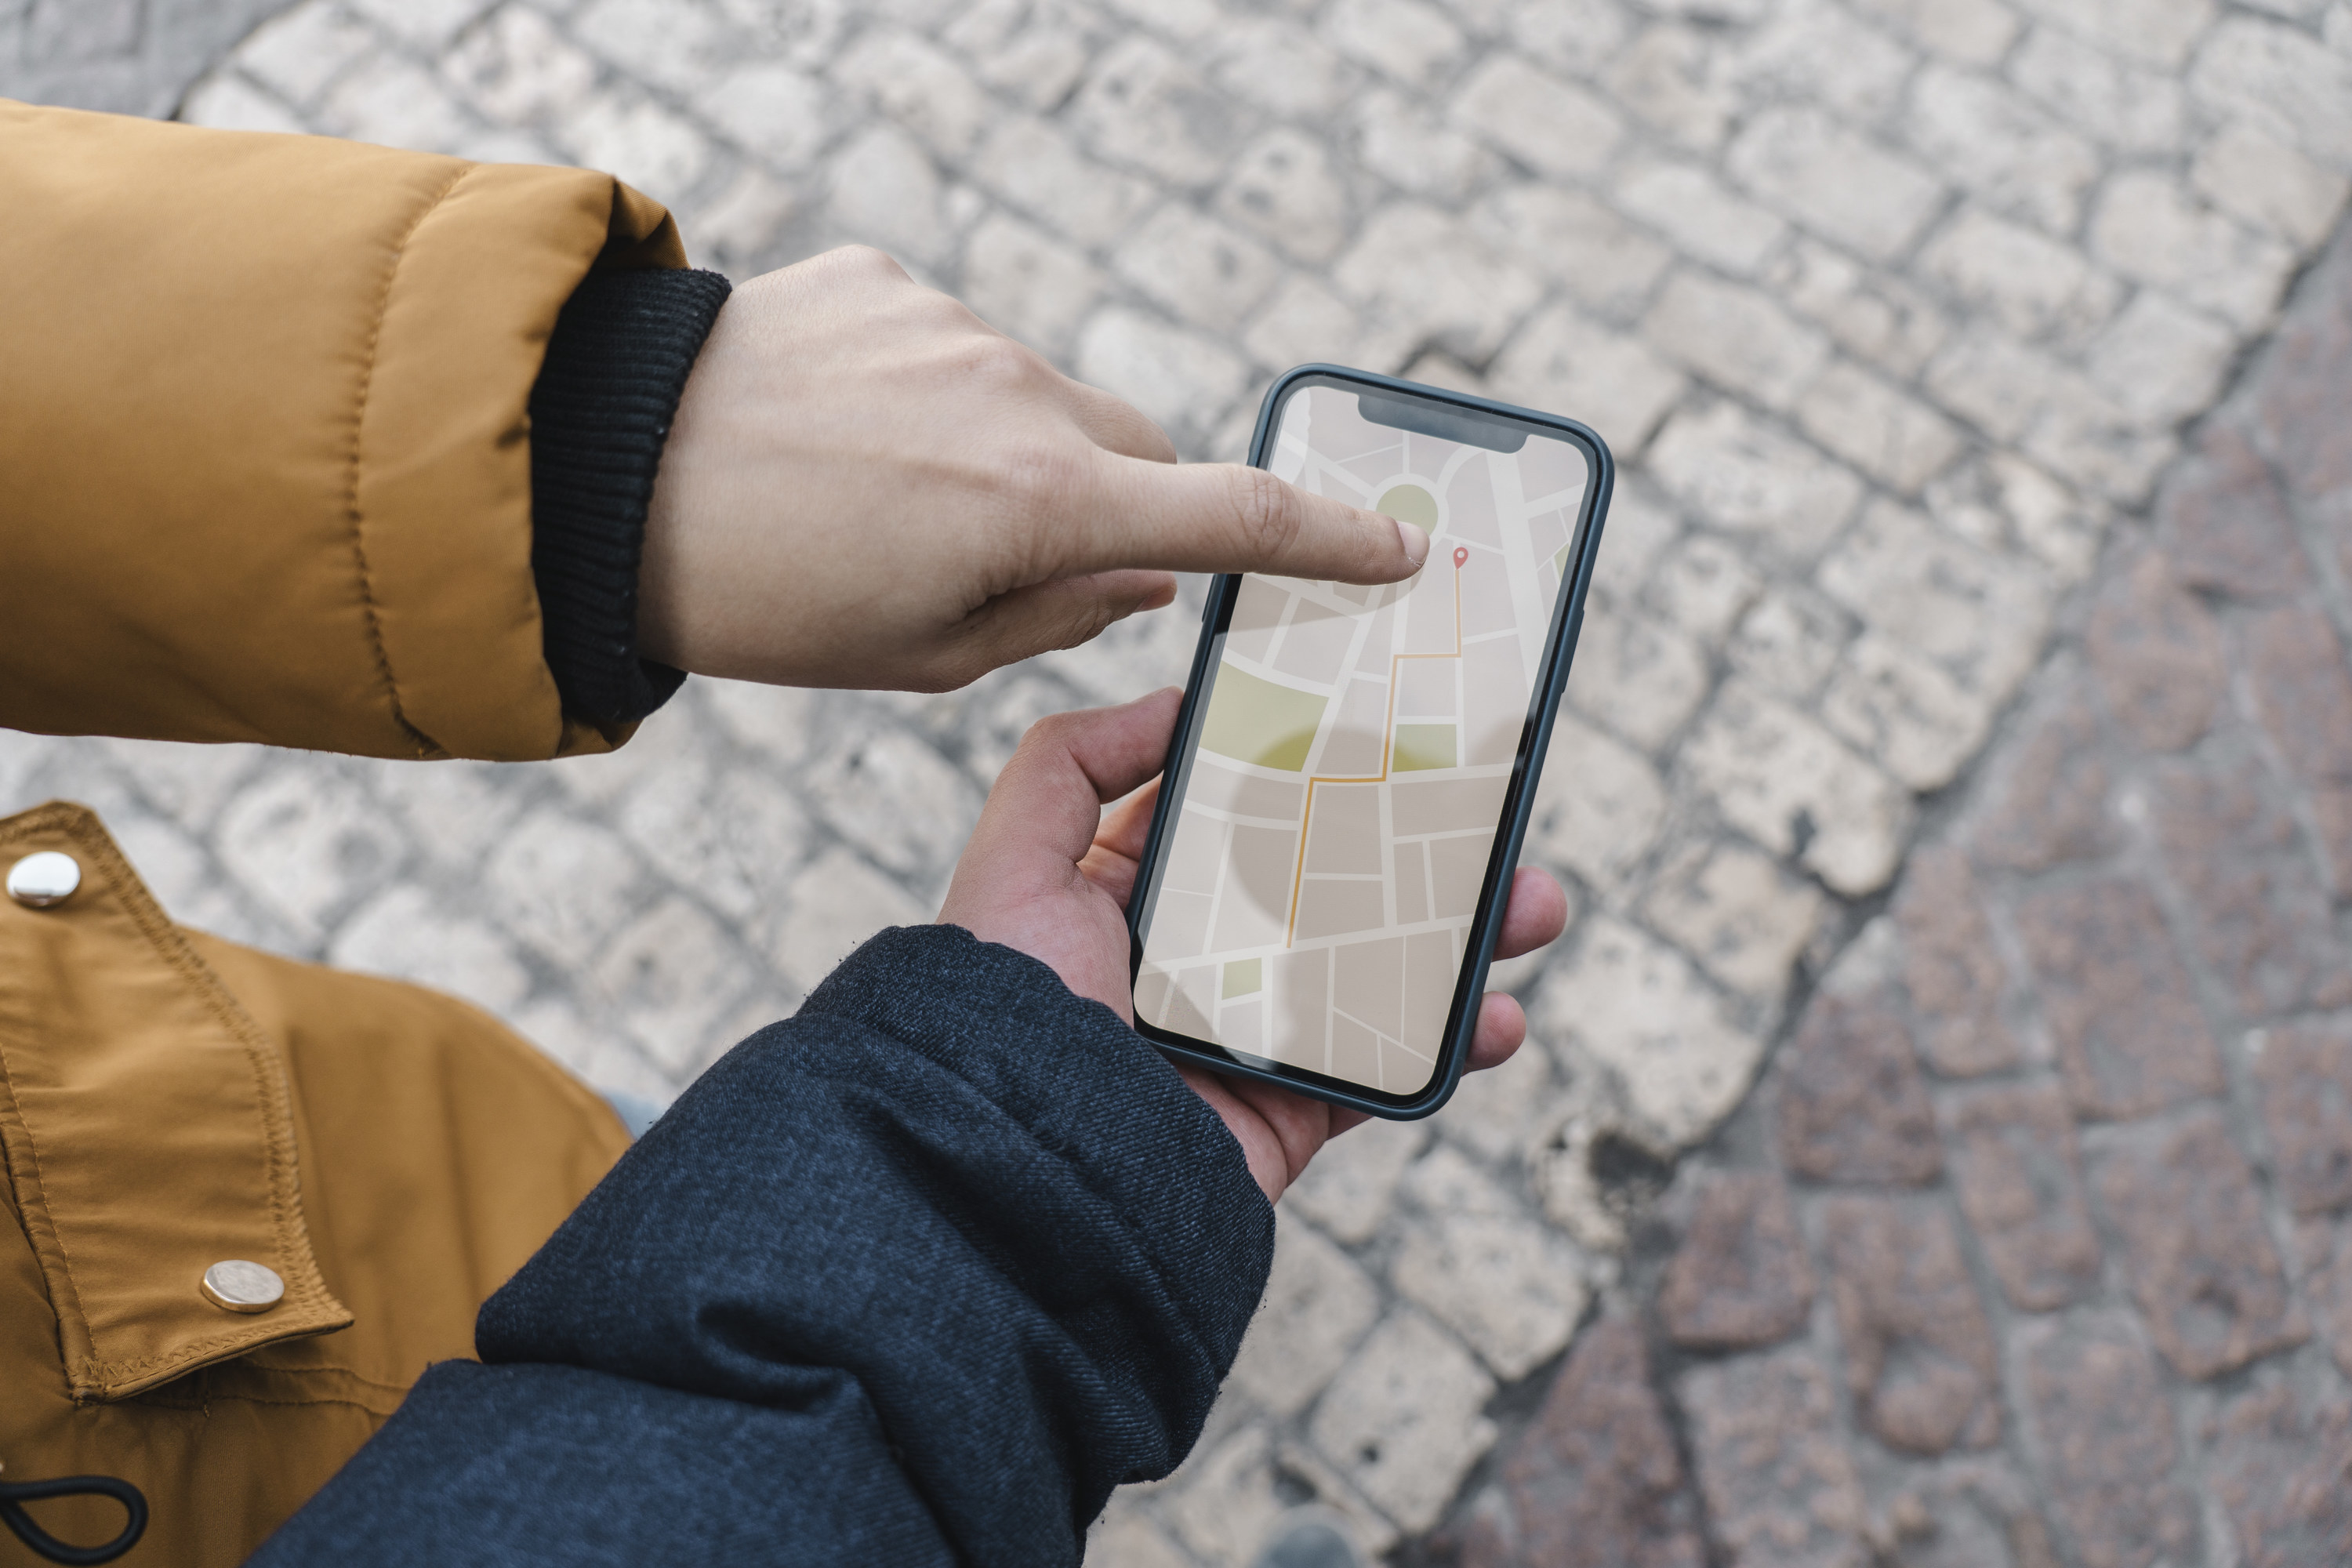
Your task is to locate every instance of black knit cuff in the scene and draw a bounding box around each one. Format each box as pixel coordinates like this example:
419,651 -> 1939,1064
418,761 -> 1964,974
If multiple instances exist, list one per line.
528,267 -> 732,726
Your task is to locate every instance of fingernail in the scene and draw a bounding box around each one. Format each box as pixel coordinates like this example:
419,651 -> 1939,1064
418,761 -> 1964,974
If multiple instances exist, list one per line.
1395,517 -> 1430,568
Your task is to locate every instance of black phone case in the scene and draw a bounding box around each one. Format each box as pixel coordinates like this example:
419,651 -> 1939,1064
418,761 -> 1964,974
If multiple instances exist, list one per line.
1124,363 -> 1614,1120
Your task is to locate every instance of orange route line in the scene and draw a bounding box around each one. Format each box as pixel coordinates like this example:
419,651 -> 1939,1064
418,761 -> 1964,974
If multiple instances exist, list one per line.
1282,557 -> 1464,949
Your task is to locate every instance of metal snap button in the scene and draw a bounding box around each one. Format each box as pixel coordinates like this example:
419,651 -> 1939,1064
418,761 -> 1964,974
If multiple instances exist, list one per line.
199,1260 -> 285,1314
5,851 -> 80,909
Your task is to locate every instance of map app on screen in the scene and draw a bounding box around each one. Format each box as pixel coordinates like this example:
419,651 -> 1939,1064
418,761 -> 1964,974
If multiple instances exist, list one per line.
1134,383 -> 1594,1096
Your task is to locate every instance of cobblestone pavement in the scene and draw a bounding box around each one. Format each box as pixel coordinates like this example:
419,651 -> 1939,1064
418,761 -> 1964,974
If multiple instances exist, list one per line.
7,2 -> 2352,1563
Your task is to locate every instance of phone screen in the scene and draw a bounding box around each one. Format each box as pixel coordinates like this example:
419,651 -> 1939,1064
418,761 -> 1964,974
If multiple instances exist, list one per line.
1131,374 -> 1602,1108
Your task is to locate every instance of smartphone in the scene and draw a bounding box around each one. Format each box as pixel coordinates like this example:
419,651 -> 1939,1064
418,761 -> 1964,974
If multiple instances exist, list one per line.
1125,365 -> 1612,1120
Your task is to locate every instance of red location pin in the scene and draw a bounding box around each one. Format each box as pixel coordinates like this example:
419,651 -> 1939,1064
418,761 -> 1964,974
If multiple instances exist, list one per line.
1453,546 -> 1469,569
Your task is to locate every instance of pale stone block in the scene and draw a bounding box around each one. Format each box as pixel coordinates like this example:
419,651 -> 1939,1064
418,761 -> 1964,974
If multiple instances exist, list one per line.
963,212 -> 1104,358
1352,87 -> 1504,198
1218,129 -> 1352,265
1846,0 -> 2020,64
2027,385 -> 2177,504
1073,307 -> 1252,452
971,118 -> 1156,249
833,27 -> 993,160
2091,170 -> 2298,331
1563,610 -> 1711,752
557,88 -> 712,205
325,54 -> 477,154
702,681 -> 819,764
803,724 -> 981,880
237,2 -> 379,109
1332,204 -> 1544,363
1796,359 -> 1968,494
180,73 -> 309,136
1904,63 -> 2102,235
1679,683 -> 1913,894
1323,0 -> 1467,89
1524,713 -> 1669,891
1100,0 -> 1223,41
2009,0 -> 2217,67
1436,1030 -> 1566,1164
2084,290 -> 2238,425
774,844 -> 929,993
1728,585 -> 1851,699
2191,123 -> 2351,248
1227,1212 -> 1383,1417
1919,330 -> 2050,441
1925,452 -> 2103,583
1486,303 -> 1686,457
1392,1171 -> 1587,1377
1766,238 -> 1950,378
1645,534 -> 1763,646
1450,56 -> 1625,180
345,0 -> 494,49
1644,271 -> 1830,409
1307,1311 -> 1498,1533
1241,275 -> 1367,373
1646,401 -> 1864,555
328,885 -> 535,1015
213,769 -> 408,941
2009,24 -> 2188,152
1113,204 -> 1283,335
1611,156 -> 1788,276
1821,632 -> 2000,790
688,167 -> 798,270
1728,105 -> 1945,261
1719,0 -> 1916,122
1471,185 -> 1671,314
1070,36 -> 1240,187
1641,839 -> 1828,997
486,810 -> 645,962
1533,915 -> 1765,1146
1646,0 -> 1771,17
1161,1425 -> 1399,1566
2188,16 -> 2352,169
1084,1510 -> 1190,1568
699,62 -> 833,172
944,1 -> 1090,110
1286,1117 -> 1429,1244
824,122 -> 954,265
1587,481 -> 1682,607
572,0 -> 728,95
651,764 -> 814,935
441,5 -> 595,125
712,0 -> 848,71
1604,24 -> 1734,151
1817,500 -> 2053,699
1916,206 -> 2125,350
1208,17 -> 1353,119
512,995 -> 676,1105
1508,0 -> 1633,74
593,895 -> 757,1076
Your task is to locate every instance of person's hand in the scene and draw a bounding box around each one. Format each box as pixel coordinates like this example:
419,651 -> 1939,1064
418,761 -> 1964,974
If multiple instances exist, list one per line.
637,247 -> 1428,691
936,691 -> 1572,1203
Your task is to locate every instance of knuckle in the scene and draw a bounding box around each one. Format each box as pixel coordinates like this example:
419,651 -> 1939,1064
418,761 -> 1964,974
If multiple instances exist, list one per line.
1232,466 -> 1305,557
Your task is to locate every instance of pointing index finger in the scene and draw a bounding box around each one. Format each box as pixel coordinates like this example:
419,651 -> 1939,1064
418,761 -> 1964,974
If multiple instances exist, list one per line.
1080,452 -> 1430,584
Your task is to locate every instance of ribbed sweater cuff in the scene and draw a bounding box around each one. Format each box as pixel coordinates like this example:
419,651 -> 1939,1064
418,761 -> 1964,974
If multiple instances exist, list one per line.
528,267 -> 731,725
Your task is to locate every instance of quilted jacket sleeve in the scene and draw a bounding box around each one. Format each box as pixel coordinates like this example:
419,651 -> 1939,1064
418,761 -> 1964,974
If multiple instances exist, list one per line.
0,100 -> 684,760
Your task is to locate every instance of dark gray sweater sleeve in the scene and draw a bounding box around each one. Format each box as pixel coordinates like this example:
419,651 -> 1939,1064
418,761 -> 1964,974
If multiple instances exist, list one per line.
528,267 -> 732,726
248,925 -> 1276,1567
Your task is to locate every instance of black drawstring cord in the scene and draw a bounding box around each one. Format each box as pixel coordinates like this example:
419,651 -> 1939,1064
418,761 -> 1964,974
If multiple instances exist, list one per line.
0,1472 -> 147,1566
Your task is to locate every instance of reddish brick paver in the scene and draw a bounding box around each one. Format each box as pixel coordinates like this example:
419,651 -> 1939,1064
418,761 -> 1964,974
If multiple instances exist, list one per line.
1448,220 -> 2352,1568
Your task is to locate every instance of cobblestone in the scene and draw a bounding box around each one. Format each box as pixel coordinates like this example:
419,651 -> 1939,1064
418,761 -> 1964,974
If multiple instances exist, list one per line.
2095,1109 -> 2307,1379
2016,877 -> 2225,1119
1820,1196 -> 2000,1455
1945,1080 -> 2103,1312
2019,1312 -> 2200,1568
1455,1319 -> 1704,1568
1659,1171 -> 1813,1351
2205,1383 -> 2352,1568
1892,847 -> 2020,1077
16,4 -> 2352,1560
1679,1346 -> 1869,1568
1776,992 -> 1942,1186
